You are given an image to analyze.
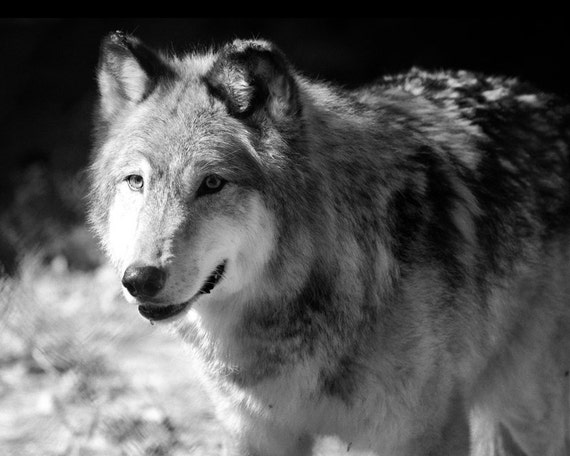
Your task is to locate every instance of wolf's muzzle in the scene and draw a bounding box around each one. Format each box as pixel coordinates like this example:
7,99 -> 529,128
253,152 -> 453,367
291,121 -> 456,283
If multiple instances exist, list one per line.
137,261 -> 226,322
122,264 -> 166,299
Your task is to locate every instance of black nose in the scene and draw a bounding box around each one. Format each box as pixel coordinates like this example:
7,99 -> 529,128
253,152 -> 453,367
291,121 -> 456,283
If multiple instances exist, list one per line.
122,264 -> 166,298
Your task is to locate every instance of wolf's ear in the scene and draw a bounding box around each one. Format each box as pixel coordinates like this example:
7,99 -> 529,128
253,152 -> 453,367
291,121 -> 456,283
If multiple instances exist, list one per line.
97,31 -> 173,120
204,40 -> 300,122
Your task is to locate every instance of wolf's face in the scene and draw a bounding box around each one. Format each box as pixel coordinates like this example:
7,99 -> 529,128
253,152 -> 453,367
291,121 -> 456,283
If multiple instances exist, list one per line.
88,34 -> 305,322
104,137 -> 276,321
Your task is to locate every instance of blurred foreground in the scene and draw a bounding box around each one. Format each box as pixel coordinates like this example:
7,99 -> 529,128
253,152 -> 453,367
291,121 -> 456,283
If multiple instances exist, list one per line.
0,256 -> 228,455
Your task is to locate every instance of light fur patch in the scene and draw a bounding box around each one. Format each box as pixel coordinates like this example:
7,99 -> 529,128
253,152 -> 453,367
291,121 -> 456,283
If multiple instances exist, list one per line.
119,58 -> 149,102
188,193 -> 276,328
516,94 -> 539,106
173,193 -> 278,397
98,71 -> 121,119
98,56 -> 149,119
107,180 -> 145,272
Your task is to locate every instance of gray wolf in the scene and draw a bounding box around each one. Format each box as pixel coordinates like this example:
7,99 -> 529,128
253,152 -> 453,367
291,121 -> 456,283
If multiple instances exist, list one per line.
88,31 -> 570,455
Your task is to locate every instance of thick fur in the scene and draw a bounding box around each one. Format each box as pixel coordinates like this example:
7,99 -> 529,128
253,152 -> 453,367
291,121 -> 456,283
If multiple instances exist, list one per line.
88,32 -> 570,455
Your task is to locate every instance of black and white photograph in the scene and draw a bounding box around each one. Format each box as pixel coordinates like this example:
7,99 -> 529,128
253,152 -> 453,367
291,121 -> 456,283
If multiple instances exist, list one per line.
1,18 -> 569,456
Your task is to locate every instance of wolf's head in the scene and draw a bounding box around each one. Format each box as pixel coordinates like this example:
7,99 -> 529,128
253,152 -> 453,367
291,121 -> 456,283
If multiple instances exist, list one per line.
89,33 -> 323,324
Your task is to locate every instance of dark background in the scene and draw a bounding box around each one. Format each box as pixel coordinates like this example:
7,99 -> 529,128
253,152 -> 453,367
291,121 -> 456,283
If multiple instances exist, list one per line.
1,18 -> 569,272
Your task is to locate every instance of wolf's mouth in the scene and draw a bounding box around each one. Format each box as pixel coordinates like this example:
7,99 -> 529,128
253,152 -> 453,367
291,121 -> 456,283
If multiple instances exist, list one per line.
138,261 -> 226,321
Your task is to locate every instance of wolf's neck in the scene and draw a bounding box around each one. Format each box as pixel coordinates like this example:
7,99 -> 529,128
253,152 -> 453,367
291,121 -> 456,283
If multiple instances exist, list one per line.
178,239 -> 386,390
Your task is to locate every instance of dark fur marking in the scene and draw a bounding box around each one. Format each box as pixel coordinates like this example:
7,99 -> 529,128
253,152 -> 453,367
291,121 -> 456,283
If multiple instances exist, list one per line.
410,146 -> 466,288
332,162 -> 385,259
204,40 -> 300,122
232,265 -> 338,387
471,97 -> 570,276
473,141 -> 527,278
317,266 -> 379,405
387,185 -> 425,266
319,355 -> 360,405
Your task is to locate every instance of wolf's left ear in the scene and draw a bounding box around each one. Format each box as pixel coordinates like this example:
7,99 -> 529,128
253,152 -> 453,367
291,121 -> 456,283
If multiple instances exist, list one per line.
204,40 -> 300,122
97,31 -> 173,120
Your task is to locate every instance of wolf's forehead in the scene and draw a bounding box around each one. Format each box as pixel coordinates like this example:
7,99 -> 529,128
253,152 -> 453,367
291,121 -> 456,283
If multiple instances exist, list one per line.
161,53 -> 217,108
159,78 -> 215,120
125,111 -> 241,163
129,85 -> 227,154
117,93 -> 254,173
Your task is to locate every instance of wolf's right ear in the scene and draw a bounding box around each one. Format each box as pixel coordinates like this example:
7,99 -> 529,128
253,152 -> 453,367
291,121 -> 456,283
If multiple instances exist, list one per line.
97,31 -> 173,120
204,40 -> 300,123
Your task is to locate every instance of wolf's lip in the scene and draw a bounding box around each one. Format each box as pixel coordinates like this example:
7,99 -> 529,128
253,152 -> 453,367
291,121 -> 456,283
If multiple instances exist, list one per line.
138,261 -> 226,321
138,301 -> 192,321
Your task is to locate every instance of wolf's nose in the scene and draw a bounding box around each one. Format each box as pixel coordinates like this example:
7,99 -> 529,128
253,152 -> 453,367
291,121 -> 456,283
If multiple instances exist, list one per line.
122,264 -> 166,299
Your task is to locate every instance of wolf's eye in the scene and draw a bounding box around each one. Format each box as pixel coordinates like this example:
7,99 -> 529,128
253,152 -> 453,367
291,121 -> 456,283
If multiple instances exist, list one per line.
127,174 -> 144,191
196,174 -> 226,197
